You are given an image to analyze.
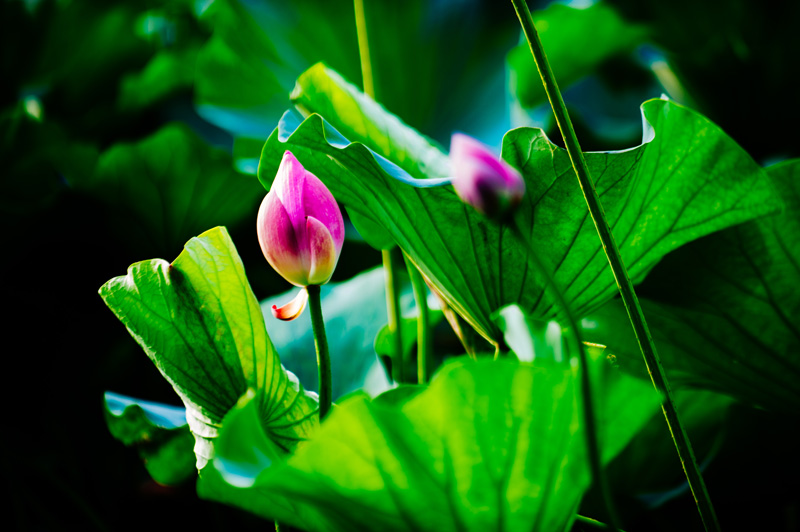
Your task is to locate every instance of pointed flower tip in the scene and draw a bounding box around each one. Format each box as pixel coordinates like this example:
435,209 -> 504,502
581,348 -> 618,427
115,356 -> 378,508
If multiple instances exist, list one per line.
258,150 -> 344,289
271,289 -> 309,321
450,133 -> 525,221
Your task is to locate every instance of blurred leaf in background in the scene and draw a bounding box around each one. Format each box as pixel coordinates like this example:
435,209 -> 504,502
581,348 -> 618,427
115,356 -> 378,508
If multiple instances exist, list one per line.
195,0 -> 518,174
104,391 -> 196,486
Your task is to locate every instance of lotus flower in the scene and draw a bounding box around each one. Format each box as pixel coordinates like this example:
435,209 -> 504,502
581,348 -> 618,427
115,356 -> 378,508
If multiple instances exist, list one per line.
450,133 -> 525,220
257,151 -> 344,320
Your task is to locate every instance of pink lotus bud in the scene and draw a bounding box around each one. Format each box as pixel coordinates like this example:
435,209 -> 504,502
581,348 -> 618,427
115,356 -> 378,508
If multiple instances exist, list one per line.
257,151 -> 344,319
450,133 -> 525,220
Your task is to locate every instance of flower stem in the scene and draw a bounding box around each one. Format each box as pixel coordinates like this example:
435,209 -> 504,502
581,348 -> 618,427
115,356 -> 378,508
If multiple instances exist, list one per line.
354,0 -> 406,383
307,285 -> 332,420
405,254 -> 431,384
510,217 -> 620,532
382,249 -> 405,383
508,1 -> 719,530
354,0 -> 375,99
575,514 -> 627,532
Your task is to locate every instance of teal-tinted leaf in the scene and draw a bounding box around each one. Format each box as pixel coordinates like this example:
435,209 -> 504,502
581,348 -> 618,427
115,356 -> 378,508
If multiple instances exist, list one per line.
507,3 -> 648,109
194,0 -> 359,140
100,227 -> 318,469
77,123 -> 262,255
584,160 -> 800,411
283,63 -> 449,249
261,267 -> 397,400
259,93 -> 780,345
104,391 -> 188,444
103,391 -> 195,486
290,63 -> 450,181
194,1 -> 513,149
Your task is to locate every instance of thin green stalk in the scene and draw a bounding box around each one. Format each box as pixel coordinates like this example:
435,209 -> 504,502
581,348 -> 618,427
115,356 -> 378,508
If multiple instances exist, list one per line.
382,249 -> 405,383
307,285 -> 332,420
405,255 -> 431,384
354,0 -> 375,99
510,218 -> 620,532
509,1 -> 719,530
354,0 -> 406,383
575,514 -> 627,532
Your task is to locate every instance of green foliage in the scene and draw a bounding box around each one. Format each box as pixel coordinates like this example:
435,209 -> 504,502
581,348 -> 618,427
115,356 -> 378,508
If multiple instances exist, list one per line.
103,392 -> 195,486
200,349 -> 658,531
291,63 -> 450,180
118,46 -> 201,111
494,304 -> 660,466
259,66 -> 780,346
99,227 -> 318,469
606,389 -> 733,500
200,359 -> 586,531
585,160 -> 800,412
608,0 -> 800,160
75,123 -> 262,255
507,3 -> 648,109
11,0 -> 794,528
0,105 -> 98,214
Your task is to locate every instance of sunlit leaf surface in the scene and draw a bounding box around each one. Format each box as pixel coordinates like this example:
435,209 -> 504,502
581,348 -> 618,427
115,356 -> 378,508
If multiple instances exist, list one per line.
585,160 -> 800,411
100,227 -> 318,469
259,67 -> 780,345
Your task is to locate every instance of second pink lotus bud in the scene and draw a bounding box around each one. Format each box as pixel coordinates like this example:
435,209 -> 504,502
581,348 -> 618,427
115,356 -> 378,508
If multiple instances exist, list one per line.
450,133 -> 526,220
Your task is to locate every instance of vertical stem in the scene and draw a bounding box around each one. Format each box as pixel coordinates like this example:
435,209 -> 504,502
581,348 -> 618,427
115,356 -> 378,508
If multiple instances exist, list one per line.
354,0 -> 375,99
509,1 -> 719,531
354,0 -> 406,383
405,255 -> 431,384
510,219 -> 620,532
307,285 -> 332,420
382,249 -> 405,384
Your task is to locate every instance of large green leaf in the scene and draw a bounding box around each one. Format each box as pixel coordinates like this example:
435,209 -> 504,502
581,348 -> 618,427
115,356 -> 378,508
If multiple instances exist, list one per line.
291,63 -> 450,180
200,346 -> 658,531
200,358 -> 585,531
100,227 -> 318,469
507,2 -> 648,109
259,82 -> 780,345
494,304 -> 659,466
583,160 -> 800,412
77,123 -> 263,256
103,391 -> 195,486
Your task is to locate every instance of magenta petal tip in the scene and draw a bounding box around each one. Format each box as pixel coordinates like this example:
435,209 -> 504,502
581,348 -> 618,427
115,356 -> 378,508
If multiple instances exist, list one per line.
450,133 -> 525,220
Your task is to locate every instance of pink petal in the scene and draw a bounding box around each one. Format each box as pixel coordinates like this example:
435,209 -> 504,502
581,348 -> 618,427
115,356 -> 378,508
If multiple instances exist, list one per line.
274,151 -> 311,257
257,191 -> 310,287
300,164 -> 345,253
306,215 -> 339,285
271,289 -> 309,321
449,133 -> 525,217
